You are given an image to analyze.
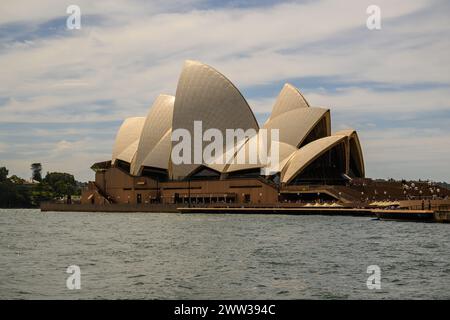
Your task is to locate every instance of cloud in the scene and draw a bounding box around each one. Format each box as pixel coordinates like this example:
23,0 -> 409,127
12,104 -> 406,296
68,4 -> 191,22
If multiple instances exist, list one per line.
360,127 -> 450,181
0,142 -> 7,153
0,0 -> 439,120
305,87 -> 450,114
1,137 -> 112,181
0,0 -> 449,182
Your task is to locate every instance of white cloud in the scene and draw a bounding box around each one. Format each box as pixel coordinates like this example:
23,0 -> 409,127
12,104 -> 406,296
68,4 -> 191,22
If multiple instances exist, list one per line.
360,127 -> 450,181
1,138 -> 112,181
304,87 -> 450,114
0,0 -> 440,123
0,142 -> 7,153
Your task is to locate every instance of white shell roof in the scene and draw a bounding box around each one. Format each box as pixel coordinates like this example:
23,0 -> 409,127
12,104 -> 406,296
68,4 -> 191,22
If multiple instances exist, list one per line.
112,117 -> 145,164
170,60 -> 259,179
268,83 -> 310,121
334,129 -> 365,177
131,94 -> 174,175
140,129 -> 172,171
116,139 -> 139,163
281,135 -> 347,183
109,62 -> 364,181
263,107 -> 330,147
225,107 -> 330,174
225,135 -> 298,174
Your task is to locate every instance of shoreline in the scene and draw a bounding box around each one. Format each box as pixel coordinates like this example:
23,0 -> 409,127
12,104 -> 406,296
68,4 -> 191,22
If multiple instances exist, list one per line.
38,203 -> 450,222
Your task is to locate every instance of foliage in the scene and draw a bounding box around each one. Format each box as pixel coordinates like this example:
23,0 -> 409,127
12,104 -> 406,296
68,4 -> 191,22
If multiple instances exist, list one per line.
31,163 -> 42,182
8,175 -> 26,184
0,165 -> 82,208
0,167 -> 8,182
43,172 -> 79,197
0,177 -> 33,208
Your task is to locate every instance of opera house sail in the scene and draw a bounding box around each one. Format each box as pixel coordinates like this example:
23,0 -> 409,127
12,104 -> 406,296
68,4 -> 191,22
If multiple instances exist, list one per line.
83,60 -> 365,205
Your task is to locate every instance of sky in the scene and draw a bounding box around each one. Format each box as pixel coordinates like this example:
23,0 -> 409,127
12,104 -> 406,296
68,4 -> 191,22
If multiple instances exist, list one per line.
0,0 -> 449,182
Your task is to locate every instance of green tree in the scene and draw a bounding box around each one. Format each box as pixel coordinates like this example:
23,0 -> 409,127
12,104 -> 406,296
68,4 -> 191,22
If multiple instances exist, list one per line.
30,182 -> 53,206
0,165 -> 82,207
0,167 -> 33,208
43,172 -> 78,198
31,163 -> 42,182
9,175 -> 26,184
0,167 -> 8,182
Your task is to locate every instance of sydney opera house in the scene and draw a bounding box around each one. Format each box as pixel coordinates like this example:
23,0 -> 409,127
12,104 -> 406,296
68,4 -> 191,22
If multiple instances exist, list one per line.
81,60 -> 366,206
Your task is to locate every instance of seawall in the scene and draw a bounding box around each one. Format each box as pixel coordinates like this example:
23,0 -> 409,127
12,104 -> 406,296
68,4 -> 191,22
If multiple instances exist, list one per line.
40,203 -> 450,222
40,203 -> 179,213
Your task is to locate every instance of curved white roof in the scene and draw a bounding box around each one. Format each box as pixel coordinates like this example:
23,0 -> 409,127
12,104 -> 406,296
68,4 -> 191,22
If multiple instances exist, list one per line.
204,136 -> 249,173
116,139 -> 139,163
171,60 -> 259,179
112,117 -> 145,164
225,134 -> 265,173
268,83 -> 310,121
224,107 -> 330,174
131,94 -> 174,175
108,60 -> 364,182
140,129 -> 172,171
263,107 -> 330,147
334,129 -> 356,136
335,129 -> 365,177
267,141 -> 298,174
281,135 -> 347,183
225,135 -> 298,174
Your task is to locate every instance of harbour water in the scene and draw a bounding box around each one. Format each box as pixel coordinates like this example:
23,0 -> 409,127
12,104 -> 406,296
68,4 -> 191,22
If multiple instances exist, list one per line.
0,209 -> 449,299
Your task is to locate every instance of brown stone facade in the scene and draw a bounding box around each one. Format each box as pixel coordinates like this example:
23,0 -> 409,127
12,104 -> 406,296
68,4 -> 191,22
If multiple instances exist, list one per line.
82,167 -> 279,205
81,166 -> 450,208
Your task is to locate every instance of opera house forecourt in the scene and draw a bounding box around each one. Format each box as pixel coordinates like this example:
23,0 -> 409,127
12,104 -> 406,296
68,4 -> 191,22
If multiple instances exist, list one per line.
73,60 -> 449,218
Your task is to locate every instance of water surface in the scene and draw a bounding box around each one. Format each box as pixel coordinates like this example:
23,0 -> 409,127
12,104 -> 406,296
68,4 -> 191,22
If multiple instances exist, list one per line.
0,209 -> 449,299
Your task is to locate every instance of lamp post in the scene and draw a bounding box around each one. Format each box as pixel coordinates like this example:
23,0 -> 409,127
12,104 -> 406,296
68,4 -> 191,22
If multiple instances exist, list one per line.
156,179 -> 159,203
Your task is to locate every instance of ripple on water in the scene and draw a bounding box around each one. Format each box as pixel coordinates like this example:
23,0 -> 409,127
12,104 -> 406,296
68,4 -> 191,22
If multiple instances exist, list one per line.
0,209 -> 449,299
127,274 -> 146,279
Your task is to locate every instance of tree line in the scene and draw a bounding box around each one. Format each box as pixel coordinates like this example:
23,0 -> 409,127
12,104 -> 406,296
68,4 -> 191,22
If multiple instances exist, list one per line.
0,163 -> 83,208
